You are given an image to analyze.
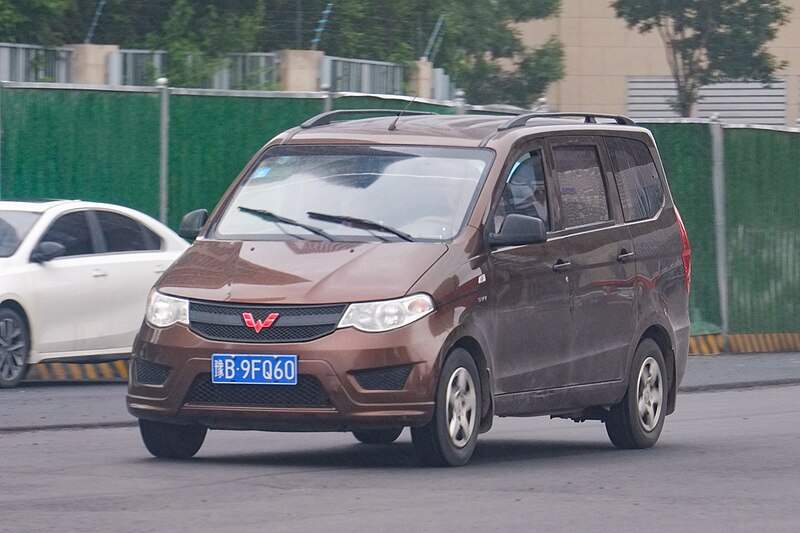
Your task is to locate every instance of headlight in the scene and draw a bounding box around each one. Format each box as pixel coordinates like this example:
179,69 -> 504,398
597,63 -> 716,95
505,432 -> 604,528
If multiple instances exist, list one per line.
338,294 -> 435,332
145,290 -> 189,328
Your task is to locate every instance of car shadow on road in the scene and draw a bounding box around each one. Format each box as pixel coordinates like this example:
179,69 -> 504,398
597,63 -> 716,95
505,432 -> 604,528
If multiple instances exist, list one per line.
151,437 -> 665,470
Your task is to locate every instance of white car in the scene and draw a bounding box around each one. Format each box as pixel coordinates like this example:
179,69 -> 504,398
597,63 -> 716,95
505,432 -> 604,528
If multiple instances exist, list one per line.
0,200 -> 189,388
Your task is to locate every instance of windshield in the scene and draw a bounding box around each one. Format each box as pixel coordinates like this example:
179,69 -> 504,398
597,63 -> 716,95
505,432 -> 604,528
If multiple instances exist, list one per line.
0,210 -> 40,258
213,145 -> 493,242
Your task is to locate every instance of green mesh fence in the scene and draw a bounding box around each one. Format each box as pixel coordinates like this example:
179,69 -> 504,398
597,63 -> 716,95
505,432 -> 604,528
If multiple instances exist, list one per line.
2,86 -> 798,336
724,128 -> 800,333
0,87 -> 160,216
643,123 -> 720,334
166,93 -> 325,227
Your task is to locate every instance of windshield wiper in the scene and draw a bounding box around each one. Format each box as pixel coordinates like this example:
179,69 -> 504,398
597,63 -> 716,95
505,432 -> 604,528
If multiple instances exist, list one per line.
307,212 -> 415,242
238,207 -> 336,241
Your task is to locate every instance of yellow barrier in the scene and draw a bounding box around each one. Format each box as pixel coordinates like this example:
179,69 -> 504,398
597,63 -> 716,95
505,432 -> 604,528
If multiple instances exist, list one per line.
26,360 -> 129,382
690,333 -> 800,355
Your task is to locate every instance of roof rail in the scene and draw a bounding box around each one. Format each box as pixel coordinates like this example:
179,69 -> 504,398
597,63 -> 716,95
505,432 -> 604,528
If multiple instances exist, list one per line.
300,109 -> 436,129
498,112 -> 637,131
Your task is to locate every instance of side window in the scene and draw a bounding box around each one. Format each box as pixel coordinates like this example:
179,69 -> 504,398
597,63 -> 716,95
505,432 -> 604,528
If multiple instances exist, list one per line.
95,211 -> 161,252
40,211 -> 94,257
552,145 -> 609,228
607,137 -> 665,221
495,150 -> 549,232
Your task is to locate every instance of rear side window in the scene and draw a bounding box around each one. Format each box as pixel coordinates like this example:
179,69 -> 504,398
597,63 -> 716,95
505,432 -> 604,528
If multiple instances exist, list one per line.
95,211 -> 161,252
553,145 -> 609,228
40,212 -> 94,257
607,137 -> 664,221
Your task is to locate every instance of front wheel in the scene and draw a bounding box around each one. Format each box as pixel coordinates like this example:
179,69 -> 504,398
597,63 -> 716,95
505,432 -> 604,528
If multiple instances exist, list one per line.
605,338 -> 667,449
139,419 -> 207,459
411,348 -> 481,467
0,308 -> 30,389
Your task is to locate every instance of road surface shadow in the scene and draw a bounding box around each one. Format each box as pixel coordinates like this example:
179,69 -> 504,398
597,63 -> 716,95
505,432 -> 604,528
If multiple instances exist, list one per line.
144,437 -> 676,469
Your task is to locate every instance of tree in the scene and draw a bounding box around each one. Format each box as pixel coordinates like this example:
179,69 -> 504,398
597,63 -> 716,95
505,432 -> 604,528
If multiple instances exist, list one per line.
0,0 -> 71,44
2,0 -> 564,105
142,0 -> 266,88
612,0 -> 791,116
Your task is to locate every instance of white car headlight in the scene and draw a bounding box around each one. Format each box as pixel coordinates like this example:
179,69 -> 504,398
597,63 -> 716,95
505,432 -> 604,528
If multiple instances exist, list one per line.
338,294 -> 435,332
145,290 -> 189,328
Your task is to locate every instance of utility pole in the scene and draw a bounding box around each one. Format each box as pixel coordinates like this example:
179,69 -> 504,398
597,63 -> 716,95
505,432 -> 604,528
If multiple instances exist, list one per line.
84,0 -> 108,44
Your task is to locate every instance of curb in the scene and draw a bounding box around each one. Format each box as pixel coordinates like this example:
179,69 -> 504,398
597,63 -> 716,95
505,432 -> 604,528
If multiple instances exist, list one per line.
689,333 -> 800,355
25,360 -> 129,382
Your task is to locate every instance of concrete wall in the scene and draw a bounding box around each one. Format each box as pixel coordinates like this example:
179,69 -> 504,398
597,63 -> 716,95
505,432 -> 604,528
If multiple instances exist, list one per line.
69,44 -> 119,85
519,0 -> 800,125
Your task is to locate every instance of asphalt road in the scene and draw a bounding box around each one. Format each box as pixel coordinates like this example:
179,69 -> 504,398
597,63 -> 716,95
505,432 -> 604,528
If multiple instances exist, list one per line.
1,384 -> 799,532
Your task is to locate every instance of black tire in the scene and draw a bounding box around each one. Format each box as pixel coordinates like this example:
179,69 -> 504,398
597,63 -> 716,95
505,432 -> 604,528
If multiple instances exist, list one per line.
606,338 -> 667,449
139,419 -> 207,459
0,307 -> 30,389
411,348 -> 481,467
352,427 -> 404,445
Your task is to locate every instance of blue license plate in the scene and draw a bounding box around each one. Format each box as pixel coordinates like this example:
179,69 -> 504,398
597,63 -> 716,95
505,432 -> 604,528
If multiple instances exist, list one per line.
211,354 -> 297,385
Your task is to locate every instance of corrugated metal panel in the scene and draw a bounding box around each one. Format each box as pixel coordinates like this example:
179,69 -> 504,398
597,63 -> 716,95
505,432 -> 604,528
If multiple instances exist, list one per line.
723,127 -> 800,333
629,77 -> 787,125
641,122 -> 720,335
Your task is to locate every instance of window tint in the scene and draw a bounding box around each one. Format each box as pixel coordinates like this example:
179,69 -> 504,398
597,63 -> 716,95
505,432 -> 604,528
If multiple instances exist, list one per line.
495,151 -> 549,232
40,212 -> 94,257
96,211 -> 161,252
553,146 -> 609,227
607,137 -> 664,221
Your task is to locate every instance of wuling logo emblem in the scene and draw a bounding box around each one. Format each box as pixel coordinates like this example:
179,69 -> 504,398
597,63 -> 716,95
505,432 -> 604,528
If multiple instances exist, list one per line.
242,312 -> 279,333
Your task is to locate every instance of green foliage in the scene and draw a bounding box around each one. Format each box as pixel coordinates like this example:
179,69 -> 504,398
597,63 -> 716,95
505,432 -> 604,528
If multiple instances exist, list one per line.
612,0 -> 791,116
2,0 -> 564,105
0,0 -> 71,44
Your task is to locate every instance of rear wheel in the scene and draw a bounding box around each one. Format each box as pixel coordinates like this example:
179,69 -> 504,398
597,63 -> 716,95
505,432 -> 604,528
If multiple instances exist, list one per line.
352,427 -> 403,445
139,419 -> 207,459
605,338 -> 667,449
411,348 -> 480,467
0,308 -> 30,389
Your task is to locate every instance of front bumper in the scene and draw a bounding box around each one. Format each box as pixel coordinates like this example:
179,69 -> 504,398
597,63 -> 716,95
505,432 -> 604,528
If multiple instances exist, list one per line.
126,319 -> 444,432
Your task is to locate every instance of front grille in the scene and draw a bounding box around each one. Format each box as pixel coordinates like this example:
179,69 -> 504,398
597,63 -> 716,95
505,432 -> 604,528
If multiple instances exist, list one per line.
189,301 -> 346,343
135,359 -> 171,385
352,365 -> 412,391
184,374 -> 332,408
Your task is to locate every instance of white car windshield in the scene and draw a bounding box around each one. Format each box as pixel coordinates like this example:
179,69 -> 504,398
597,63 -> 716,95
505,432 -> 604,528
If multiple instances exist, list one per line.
0,211 -> 40,257
213,145 -> 494,242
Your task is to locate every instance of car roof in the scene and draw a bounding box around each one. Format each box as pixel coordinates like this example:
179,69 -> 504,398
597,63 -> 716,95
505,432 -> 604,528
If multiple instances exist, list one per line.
0,199 -> 79,212
278,112 -> 651,149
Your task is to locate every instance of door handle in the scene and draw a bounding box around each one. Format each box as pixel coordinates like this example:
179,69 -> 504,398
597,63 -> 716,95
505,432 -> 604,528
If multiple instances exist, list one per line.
154,265 -> 166,274
552,259 -> 572,272
617,249 -> 635,263
91,269 -> 108,278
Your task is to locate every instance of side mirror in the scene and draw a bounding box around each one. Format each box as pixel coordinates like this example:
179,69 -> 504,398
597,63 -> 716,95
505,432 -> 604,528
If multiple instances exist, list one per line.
487,214 -> 547,247
30,241 -> 66,263
178,209 -> 208,240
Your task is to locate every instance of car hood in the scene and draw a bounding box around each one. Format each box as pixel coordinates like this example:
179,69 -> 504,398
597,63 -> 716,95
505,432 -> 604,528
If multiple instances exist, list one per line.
157,239 -> 449,304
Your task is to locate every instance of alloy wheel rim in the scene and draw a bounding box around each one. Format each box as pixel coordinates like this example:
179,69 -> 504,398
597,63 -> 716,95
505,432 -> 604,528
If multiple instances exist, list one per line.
445,367 -> 477,448
636,356 -> 663,432
0,317 -> 26,382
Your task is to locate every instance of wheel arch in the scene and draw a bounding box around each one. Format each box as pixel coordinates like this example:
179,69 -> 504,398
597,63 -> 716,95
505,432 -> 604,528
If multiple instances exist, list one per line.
449,336 -> 494,433
641,324 -> 676,414
0,299 -> 31,334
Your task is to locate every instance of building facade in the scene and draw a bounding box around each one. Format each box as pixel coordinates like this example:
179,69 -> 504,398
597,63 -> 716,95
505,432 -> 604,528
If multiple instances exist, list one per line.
520,0 -> 800,125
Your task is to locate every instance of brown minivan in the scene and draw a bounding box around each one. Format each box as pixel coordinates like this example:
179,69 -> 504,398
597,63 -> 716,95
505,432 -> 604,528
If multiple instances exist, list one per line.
127,111 -> 691,466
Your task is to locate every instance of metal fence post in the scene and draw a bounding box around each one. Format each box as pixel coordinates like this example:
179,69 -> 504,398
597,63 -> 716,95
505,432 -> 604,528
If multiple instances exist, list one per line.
454,89 -> 466,115
710,114 -> 729,351
157,77 -> 169,224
